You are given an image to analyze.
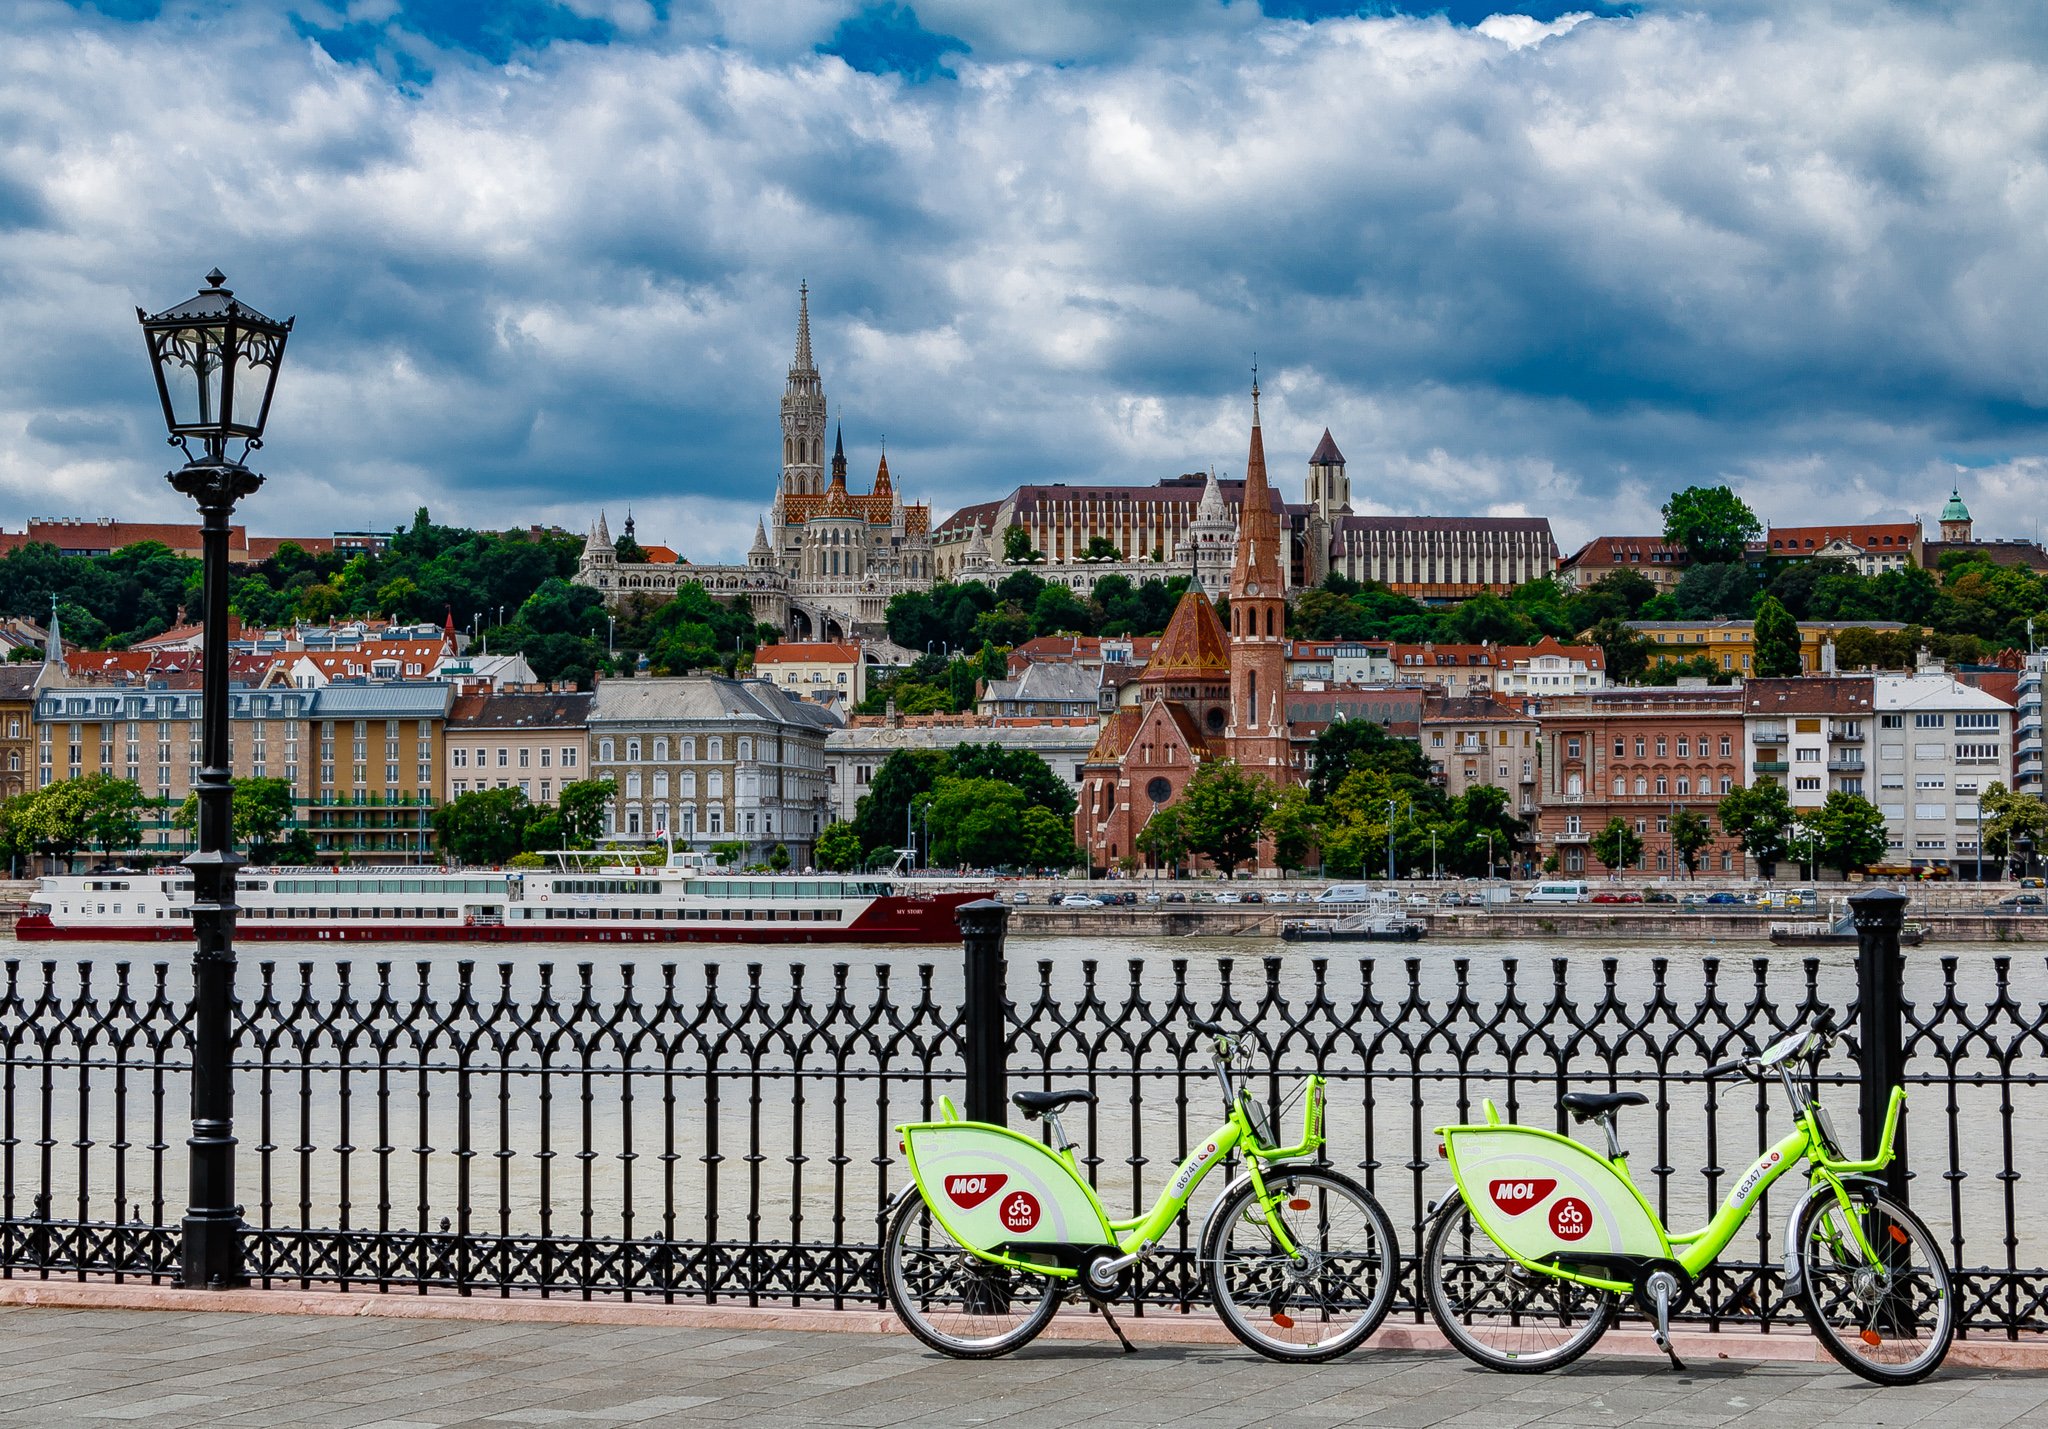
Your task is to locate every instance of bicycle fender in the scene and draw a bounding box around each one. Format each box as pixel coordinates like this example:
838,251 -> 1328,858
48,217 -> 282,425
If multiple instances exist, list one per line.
1781,1174 -> 1888,1299
1194,1160 -> 1325,1255
878,1180 -> 918,1227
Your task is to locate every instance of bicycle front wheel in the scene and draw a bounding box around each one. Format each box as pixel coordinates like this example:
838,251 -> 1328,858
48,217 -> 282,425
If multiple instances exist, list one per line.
1205,1166 -> 1400,1362
1794,1188 -> 1953,1385
1422,1200 -> 1616,1373
882,1194 -> 1063,1358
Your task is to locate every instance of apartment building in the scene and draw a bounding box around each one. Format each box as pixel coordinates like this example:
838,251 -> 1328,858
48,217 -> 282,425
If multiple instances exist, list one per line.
586,676 -> 837,865
1494,639 -> 1605,697
1422,693 -> 1539,819
1873,670 -> 2012,877
1743,678 -> 1876,814
824,713 -> 1101,825
446,691 -> 595,803
753,641 -> 867,706
1534,688 -> 1747,876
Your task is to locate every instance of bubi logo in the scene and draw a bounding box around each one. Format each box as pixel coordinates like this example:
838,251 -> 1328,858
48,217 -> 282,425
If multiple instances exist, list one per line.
945,1174 -> 1007,1210
1548,1197 -> 1593,1242
1488,1179 -> 1557,1216
1000,1191 -> 1041,1233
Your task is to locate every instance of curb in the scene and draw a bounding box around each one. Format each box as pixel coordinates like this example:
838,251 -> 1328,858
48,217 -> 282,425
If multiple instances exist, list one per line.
0,1280 -> 2042,1369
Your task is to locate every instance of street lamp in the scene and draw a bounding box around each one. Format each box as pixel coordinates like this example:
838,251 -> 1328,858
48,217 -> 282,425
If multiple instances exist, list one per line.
138,269 -> 293,1292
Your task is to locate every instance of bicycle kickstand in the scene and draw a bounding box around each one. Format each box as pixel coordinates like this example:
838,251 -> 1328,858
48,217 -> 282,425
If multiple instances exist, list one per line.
1092,1298 -> 1138,1354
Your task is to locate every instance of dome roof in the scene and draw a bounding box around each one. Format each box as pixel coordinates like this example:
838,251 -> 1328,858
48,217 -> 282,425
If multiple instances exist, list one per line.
1941,487 -> 1972,523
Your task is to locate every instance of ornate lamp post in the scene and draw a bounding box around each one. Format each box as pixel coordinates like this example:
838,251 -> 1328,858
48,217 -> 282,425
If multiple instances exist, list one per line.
137,269 -> 293,1290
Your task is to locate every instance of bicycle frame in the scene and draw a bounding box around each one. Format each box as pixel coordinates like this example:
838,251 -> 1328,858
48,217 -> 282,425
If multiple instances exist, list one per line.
899,1074 -> 1327,1280
1438,1081 -> 1906,1296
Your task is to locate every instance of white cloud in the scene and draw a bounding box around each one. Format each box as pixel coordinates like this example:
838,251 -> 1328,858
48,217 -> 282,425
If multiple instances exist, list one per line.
0,1 -> 2044,564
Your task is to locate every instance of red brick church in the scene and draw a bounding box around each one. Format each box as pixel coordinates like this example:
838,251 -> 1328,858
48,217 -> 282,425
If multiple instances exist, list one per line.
1075,383 -> 1297,872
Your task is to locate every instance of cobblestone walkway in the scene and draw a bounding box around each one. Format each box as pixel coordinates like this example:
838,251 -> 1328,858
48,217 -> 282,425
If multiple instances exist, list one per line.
2,1307 -> 2046,1428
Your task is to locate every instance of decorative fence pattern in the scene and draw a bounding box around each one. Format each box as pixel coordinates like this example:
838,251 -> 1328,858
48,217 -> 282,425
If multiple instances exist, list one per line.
0,944 -> 2043,1334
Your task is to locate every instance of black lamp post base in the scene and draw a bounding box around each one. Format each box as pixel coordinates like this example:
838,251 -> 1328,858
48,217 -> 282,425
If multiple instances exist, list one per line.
177,1208 -> 247,1290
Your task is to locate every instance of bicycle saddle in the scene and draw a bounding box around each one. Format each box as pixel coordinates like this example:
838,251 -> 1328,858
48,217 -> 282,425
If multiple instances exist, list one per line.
1559,1090 -> 1648,1122
1012,1088 -> 1097,1117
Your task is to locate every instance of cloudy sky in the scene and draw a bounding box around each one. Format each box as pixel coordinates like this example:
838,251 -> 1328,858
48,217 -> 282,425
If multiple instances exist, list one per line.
4,0 -> 2047,562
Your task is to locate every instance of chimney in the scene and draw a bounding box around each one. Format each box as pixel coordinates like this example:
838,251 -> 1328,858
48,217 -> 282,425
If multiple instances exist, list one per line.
886,697 -> 899,728
1820,638 -> 1837,676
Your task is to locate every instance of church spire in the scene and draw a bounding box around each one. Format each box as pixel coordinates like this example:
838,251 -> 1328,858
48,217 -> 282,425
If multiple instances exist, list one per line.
791,279 -> 814,378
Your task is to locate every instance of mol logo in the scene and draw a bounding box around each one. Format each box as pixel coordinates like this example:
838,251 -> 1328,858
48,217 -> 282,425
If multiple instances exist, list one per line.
1488,1178 -> 1557,1216
945,1174 -> 1007,1210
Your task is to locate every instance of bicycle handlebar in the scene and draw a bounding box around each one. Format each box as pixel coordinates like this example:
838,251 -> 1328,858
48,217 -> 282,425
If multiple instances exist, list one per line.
1704,1056 -> 1749,1079
1190,1017 -> 1228,1038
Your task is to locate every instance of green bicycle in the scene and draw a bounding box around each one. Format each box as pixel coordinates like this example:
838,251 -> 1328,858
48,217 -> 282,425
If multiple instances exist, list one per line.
881,1018 -> 1401,1361
1422,1016 -> 1953,1384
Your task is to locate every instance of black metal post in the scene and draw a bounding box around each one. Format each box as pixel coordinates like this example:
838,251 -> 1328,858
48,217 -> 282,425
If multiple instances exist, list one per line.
173,462 -> 262,1289
957,899 -> 1010,1125
1850,886 -> 1911,1204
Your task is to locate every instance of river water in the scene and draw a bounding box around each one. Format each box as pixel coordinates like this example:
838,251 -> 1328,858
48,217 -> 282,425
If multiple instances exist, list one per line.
3,931 -> 2041,1282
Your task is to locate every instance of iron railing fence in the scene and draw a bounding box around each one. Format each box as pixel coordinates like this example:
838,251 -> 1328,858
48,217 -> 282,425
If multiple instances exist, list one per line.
1,948 -> 2043,1334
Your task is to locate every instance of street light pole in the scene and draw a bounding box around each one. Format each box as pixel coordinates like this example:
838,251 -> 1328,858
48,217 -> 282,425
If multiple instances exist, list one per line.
1385,798 -> 1397,882
138,270 -> 293,1292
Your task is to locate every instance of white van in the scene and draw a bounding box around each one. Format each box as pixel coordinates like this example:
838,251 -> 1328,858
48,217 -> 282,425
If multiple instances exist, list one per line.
1315,884 -> 1398,907
1522,881 -> 1591,905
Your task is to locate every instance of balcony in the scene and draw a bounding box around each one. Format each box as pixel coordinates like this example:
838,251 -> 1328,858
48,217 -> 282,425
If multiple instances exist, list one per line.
1754,759 -> 1789,773
2021,715 -> 2042,739
1827,756 -> 1865,773
1828,726 -> 1865,743
1554,830 -> 1591,845
1518,800 -> 1540,817
2022,753 -> 2044,776
1753,724 -> 1788,744
1520,768 -> 1537,784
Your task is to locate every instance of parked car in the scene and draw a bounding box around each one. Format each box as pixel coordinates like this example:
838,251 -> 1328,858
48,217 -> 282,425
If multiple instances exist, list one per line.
2022,878 -> 2046,890
1991,893 -> 2046,913
1437,891 -> 1468,907
1590,891 -> 1643,904
1010,891 -> 1033,905
1142,891 -> 1162,904
1644,891 -> 1678,904
1241,891 -> 1265,904
1213,892 -> 1242,905
1059,894 -> 1104,908
1165,891 -> 1187,903
1266,891 -> 1292,904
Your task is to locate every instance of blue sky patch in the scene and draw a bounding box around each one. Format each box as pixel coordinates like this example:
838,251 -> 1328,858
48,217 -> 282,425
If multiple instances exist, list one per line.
820,3 -> 969,82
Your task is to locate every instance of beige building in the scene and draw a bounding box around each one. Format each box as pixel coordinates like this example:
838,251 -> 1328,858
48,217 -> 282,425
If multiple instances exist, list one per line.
446,691 -> 594,804
1423,692 -> 1539,819
753,641 -> 867,706
586,676 -> 838,864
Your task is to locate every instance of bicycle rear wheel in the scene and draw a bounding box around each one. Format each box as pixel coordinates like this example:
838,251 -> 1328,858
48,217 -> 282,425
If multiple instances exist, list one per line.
882,1194 -> 1062,1358
1205,1166 -> 1400,1362
1422,1200 -> 1616,1373
1794,1188 -> 1953,1385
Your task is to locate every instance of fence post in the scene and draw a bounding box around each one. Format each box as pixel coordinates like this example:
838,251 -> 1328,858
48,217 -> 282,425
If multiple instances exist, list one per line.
957,900 -> 1011,1125
1850,887 -> 1910,1204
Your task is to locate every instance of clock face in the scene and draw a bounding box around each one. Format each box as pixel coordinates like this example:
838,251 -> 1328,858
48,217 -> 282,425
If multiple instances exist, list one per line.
1247,582 -> 1261,596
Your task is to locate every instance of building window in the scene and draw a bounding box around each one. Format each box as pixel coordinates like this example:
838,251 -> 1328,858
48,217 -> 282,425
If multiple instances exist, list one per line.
453,748 -> 467,769
1880,714 -> 1904,729
1914,714 -> 1945,729
1655,777 -> 1668,795
653,738 -> 669,761
563,746 -> 578,768
598,739 -> 614,762
626,738 -> 641,761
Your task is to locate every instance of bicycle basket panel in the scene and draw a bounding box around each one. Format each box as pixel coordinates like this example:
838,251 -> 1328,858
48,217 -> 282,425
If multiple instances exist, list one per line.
902,1122 -> 1117,1254
1443,1125 -> 1668,1263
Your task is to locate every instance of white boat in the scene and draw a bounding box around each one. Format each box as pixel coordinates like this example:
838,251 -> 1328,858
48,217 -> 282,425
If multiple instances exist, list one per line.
17,851 -> 988,945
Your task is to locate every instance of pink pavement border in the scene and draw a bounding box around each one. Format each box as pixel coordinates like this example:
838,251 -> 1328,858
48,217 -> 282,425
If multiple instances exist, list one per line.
1,1279 -> 2044,1370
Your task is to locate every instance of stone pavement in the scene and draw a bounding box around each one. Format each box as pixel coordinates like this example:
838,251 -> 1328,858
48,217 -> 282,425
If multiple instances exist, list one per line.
1,1306 -> 2046,1429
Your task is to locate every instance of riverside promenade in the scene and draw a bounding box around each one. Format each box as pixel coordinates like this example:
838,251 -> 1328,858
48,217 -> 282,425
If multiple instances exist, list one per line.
1,1296 -> 2045,1428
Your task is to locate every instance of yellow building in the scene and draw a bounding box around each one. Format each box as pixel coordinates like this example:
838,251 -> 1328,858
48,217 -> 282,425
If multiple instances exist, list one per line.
753,640 -> 867,706
1626,620 -> 1907,677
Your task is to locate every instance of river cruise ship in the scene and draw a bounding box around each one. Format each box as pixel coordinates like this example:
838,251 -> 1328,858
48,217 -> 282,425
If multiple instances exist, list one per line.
17,855 -> 987,945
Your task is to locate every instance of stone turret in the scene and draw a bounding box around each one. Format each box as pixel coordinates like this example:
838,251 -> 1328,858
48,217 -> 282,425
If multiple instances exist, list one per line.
1940,486 -> 1973,544
780,281 -> 827,498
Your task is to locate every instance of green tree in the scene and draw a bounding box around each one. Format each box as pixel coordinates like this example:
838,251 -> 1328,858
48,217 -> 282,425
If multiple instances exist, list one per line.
431,787 -> 536,866
1132,804 -> 1187,876
921,777 -> 1028,868
15,779 -> 96,864
1018,805 -> 1082,870
1080,536 -> 1122,560
815,821 -> 864,872
853,749 -> 949,858
1752,595 -> 1803,678
768,842 -> 791,872
173,776 -> 298,858
76,775 -> 147,858
555,778 -> 615,849
1590,817 -> 1643,875
1669,808 -> 1714,878
1718,781 -> 1794,878
1808,791 -> 1889,878
1586,617 -> 1652,685
1179,760 -> 1278,875
1267,784 -> 1321,874
1980,782 -> 2048,871
1002,524 -> 1037,563
1662,485 -> 1761,565
1307,718 -> 1431,802
945,744 -> 1076,818
711,840 -> 747,867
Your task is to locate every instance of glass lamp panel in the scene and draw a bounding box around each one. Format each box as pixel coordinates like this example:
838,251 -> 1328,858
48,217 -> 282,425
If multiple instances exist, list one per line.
158,321 -> 227,432
225,322 -> 286,437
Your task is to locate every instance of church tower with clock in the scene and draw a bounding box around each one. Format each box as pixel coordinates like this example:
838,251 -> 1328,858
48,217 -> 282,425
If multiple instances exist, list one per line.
1225,374 -> 1292,782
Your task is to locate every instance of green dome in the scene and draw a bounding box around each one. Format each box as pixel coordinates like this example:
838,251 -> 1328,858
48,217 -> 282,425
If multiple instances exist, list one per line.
1941,487 -> 1972,522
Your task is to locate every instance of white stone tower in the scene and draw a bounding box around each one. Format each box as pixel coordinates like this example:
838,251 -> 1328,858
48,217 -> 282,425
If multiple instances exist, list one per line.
780,281 -> 827,498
